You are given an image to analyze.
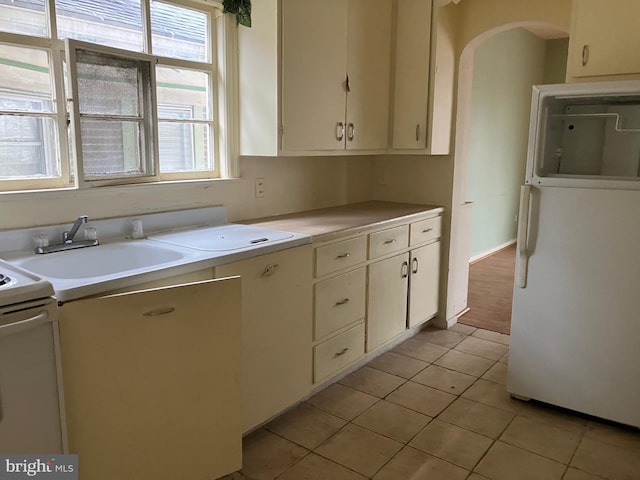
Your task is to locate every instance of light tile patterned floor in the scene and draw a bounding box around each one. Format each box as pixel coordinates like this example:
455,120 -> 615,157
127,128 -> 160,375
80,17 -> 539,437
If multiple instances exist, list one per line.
220,325 -> 640,480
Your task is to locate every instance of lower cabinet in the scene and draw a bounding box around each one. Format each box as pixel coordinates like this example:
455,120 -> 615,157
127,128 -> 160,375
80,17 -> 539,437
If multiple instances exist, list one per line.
408,241 -> 441,328
367,253 -> 410,351
58,277 -> 242,480
216,245 -> 312,432
311,212 -> 443,379
313,323 -> 365,382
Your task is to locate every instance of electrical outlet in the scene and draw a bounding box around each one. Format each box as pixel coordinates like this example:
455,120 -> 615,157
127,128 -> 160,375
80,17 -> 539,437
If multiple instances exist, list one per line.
255,178 -> 265,198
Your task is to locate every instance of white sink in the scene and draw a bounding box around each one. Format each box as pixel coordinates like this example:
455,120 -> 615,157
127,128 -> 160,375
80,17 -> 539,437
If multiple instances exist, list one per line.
148,224 -> 294,251
14,242 -> 188,280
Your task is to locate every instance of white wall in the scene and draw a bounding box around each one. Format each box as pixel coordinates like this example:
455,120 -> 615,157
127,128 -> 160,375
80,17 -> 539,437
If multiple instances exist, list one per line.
0,156 -> 374,230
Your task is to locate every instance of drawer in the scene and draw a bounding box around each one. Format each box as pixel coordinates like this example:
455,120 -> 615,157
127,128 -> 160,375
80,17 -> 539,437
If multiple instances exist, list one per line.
410,216 -> 441,246
314,268 -> 366,340
314,323 -> 365,383
315,236 -> 367,277
368,225 -> 409,259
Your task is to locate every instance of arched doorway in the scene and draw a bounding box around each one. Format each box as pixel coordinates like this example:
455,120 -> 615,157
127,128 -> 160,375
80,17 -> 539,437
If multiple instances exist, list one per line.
447,20 -> 569,330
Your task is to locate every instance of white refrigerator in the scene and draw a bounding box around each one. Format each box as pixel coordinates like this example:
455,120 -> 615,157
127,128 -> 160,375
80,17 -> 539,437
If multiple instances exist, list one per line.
508,81 -> 640,428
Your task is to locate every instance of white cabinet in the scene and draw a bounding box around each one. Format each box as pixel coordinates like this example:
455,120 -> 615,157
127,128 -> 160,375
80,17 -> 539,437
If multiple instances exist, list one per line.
408,242 -> 440,328
239,0 -> 392,155
311,211 -> 443,376
391,0 -> 432,149
281,0 -> 392,152
568,0 -> 640,78
366,218 -> 441,349
216,245 -> 312,432
58,277 -> 242,480
390,0 -> 453,154
280,0 -> 348,152
367,253 -> 410,351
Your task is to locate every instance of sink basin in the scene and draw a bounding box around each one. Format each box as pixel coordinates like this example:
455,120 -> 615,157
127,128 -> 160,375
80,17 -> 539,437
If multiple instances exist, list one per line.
148,224 -> 294,251
14,241 -> 188,280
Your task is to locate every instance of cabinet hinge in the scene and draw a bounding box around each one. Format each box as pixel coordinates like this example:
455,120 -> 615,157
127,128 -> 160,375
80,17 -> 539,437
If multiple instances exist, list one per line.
280,125 -> 284,136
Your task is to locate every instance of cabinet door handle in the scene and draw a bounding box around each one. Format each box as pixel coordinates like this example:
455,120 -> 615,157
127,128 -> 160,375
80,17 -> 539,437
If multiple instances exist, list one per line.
347,123 -> 355,141
416,123 -> 421,141
412,257 -> 419,274
582,44 -> 589,66
335,298 -> 350,306
336,122 -> 345,141
345,74 -> 351,93
384,239 -> 397,245
336,253 -> 351,259
261,263 -> 279,277
143,307 -> 175,317
422,228 -> 433,233
401,261 -> 409,278
334,347 -> 349,357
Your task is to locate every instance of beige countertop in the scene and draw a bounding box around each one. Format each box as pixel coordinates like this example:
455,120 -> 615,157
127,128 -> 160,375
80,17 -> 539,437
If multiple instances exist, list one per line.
245,201 -> 444,242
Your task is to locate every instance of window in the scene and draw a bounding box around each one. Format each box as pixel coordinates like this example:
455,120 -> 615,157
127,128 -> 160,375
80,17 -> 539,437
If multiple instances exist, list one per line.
0,0 -> 230,192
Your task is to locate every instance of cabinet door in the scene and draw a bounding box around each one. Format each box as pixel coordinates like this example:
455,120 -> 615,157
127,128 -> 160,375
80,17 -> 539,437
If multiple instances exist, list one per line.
367,253 -> 409,351
281,0 -> 348,151
58,278 -> 242,480
216,245 -> 312,432
392,0 -> 432,149
408,242 -> 440,328
346,0 -> 393,150
570,0 -> 640,77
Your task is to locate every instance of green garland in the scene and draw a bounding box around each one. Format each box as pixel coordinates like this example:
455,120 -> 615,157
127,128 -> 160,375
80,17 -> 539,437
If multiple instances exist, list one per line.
223,0 -> 252,27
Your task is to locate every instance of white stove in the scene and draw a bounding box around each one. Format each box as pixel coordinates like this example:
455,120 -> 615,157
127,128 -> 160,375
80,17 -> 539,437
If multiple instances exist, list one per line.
0,259 -> 55,307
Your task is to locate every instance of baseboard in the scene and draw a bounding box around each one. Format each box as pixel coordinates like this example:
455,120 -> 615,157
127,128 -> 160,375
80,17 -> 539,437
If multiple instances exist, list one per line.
470,239 -> 516,264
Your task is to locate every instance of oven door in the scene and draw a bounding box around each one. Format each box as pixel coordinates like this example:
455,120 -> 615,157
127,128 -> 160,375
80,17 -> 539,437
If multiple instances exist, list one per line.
0,297 -> 64,453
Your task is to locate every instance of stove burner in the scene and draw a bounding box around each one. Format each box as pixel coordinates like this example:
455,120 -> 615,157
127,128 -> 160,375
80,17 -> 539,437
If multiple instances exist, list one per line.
0,273 -> 12,286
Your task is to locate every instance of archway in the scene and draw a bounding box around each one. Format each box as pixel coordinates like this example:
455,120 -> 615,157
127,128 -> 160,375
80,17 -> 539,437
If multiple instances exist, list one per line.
446,20 -> 569,326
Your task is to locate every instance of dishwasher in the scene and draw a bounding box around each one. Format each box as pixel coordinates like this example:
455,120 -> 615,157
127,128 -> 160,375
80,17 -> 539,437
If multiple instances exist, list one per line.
0,259 -> 65,453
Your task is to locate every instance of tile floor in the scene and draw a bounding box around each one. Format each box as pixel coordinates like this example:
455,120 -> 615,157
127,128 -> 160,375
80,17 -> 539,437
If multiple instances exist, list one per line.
220,324 -> 640,480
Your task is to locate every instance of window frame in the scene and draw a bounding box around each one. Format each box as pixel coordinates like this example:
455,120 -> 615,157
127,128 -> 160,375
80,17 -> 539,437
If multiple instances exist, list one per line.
0,0 -> 236,193
66,39 -> 160,187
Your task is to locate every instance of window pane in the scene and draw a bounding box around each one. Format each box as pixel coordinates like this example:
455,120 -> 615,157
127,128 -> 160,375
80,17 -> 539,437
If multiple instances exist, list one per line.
0,0 -> 48,36
151,1 -> 208,62
156,67 -> 209,120
80,119 -> 145,177
56,0 -> 143,51
77,59 -> 141,116
0,115 -> 60,179
158,122 -> 211,173
0,45 -> 54,112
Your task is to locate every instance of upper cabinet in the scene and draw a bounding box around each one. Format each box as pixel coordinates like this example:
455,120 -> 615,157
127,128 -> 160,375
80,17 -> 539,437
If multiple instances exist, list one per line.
568,0 -> 640,79
281,0 -> 392,152
238,0 -> 451,156
391,0 -> 453,154
391,0 -> 432,150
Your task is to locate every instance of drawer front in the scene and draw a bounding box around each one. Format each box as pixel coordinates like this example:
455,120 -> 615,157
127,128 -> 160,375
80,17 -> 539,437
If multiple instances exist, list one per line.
314,323 -> 365,383
315,236 -> 367,277
314,269 -> 366,340
368,225 -> 409,259
410,216 -> 441,246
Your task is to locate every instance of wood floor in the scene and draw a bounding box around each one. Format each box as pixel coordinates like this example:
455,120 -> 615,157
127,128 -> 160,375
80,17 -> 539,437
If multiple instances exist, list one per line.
458,243 -> 516,335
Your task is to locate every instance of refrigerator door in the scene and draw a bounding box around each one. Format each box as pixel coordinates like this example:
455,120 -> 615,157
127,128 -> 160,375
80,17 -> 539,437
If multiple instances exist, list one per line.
509,185 -> 640,428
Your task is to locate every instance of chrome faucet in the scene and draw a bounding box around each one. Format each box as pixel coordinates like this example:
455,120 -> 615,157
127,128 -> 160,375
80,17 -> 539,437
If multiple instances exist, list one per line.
63,215 -> 88,243
34,215 -> 100,254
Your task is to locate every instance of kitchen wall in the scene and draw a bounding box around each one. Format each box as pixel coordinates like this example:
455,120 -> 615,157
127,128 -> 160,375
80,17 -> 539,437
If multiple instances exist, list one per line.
544,38 -> 569,84
0,156 -> 374,231
465,28 -> 547,259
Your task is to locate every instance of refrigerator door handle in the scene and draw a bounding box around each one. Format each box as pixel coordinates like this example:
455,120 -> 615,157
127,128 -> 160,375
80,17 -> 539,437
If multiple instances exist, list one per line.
517,185 -> 532,288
